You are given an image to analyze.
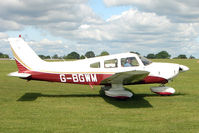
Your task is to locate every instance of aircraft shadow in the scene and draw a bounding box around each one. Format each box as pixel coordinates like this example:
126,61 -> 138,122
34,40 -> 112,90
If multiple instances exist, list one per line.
17,93 -> 100,101
17,91 -> 153,108
99,90 -> 186,108
17,90 -> 185,109
99,89 -> 153,108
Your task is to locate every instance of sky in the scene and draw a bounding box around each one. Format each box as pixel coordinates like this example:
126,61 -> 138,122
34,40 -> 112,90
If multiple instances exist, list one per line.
0,0 -> 199,58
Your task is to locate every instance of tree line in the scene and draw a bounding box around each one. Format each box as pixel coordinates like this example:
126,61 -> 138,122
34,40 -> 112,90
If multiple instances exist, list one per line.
38,51 -> 109,59
0,51 -> 196,59
0,52 -> 9,58
34,50 -> 197,59
146,51 -> 195,59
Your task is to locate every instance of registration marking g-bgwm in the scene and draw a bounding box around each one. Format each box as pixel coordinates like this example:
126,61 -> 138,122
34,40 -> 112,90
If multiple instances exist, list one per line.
60,74 -> 97,83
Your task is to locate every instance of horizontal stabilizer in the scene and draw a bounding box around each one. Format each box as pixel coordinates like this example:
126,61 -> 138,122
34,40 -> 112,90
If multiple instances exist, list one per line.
8,71 -> 31,78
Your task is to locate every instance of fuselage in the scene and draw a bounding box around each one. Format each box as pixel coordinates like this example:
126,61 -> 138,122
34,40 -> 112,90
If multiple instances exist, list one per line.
16,53 -> 188,85
9,37 -> 189,86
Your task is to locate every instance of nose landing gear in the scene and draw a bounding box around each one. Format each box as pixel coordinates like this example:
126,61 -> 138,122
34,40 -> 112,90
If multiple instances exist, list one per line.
150,85 -> 175,96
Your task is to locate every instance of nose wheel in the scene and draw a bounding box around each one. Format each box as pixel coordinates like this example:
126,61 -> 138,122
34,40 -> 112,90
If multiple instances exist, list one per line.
150,85 -> 175,96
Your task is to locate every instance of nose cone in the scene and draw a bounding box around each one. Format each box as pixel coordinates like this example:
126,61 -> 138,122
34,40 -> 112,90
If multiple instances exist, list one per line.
179,65 -> 189,72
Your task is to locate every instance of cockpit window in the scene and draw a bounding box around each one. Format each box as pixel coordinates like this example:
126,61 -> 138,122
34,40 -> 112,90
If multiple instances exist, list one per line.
104,59 -> 118,68
139,55 -> 152,66
90,62 -> 100,68
121,57 -> 139,67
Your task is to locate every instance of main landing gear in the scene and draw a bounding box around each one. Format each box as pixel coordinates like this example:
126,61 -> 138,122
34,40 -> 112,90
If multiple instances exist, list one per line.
102,84 -> 175,99
102,84 -> 133,99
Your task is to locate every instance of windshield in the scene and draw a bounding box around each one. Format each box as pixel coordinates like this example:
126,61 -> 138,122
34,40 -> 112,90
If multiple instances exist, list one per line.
139,55 -> 152,66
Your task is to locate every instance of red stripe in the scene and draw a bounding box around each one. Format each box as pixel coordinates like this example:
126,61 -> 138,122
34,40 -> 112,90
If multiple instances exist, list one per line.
15,59 -> 28,73
26,71 -> 112,85
155,92 -> 172,96
138,76 -> 168,84
23,70 -> 168,85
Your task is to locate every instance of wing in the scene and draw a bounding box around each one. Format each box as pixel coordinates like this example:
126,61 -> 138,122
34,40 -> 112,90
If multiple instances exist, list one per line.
101,70 -> 149,85
8,71 -> 31,78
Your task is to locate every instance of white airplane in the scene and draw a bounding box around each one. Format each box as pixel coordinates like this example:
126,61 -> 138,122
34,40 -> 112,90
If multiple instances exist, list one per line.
8,36 -> 189,99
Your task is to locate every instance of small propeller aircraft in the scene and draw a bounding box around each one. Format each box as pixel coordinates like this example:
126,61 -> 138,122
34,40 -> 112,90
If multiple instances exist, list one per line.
8,36 -> 189,99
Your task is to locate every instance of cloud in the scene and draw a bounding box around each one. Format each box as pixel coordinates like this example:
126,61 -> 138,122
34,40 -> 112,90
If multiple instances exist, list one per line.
0,32 -> 8,39
0,19 -> 21,31
0,0 -> 104,55
103,0 -> 199,22
0,0 -> 199,58
28,38 -> 66,56
71,9 -> 199,56
0,0 -> 99,30
0,36 -> 11,56
29,38 -> 63,46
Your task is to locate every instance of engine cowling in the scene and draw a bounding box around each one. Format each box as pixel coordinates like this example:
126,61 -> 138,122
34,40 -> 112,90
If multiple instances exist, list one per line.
150,86 -> 175,96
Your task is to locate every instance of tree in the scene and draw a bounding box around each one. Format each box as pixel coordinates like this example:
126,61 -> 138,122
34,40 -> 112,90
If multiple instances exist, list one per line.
52,54 -> 59,59
38,55 -> 46,59
85,51 -> 95,58
146,53 -> 156,59
155,51 -> 171,59
189,55 -> 195,59
80,55 -> 85,59
38,55 -> 51,59
177,54 -> 187,59
66,51 -> 80,59
45,55 -> 51,59
100,51 -> 109,56
0,52 -> 9,58
3,54 -> 9,58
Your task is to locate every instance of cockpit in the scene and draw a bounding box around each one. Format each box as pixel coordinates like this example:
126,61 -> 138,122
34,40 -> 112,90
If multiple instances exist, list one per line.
121,57 -> 139,67
90,54 -> 152,68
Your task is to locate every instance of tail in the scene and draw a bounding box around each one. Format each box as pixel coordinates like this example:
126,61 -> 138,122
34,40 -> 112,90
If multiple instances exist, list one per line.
8,37 -> 45,73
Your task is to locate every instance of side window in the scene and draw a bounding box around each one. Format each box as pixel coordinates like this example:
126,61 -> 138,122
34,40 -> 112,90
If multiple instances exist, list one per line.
104,59 -> 118,68
90,62 -> 100,68
121,57 -> 139,67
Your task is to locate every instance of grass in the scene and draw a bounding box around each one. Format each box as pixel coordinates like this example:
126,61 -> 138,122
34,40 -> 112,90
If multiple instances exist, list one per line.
0,59 -> 199,133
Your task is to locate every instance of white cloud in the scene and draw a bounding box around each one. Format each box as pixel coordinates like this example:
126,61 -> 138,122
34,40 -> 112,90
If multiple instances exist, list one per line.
29,38 -> 63,46
0,32 -> 8,39
0,0 -> 199,58
0,0 -> 99,30
103,0 -> 199,22
27,38 -> 66,56
72,9 -> 199,56
0,37 -> 11,56
0,19 -> 21,31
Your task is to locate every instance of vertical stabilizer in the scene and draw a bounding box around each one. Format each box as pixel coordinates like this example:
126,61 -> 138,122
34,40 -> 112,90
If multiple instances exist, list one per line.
8,37 -> 45,72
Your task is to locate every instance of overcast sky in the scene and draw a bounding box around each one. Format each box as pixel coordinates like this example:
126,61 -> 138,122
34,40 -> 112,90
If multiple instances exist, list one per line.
0,0 -> 199,58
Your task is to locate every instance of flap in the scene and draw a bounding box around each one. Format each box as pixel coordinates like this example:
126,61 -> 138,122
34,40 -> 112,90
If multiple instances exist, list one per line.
101,70 -> 149,85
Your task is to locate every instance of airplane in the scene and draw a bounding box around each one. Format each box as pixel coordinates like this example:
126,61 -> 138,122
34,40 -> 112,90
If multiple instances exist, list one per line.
8,36 -> 189,99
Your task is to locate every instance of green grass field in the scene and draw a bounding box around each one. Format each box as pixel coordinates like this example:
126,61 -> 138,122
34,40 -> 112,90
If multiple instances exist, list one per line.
0,59 -> 199,133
